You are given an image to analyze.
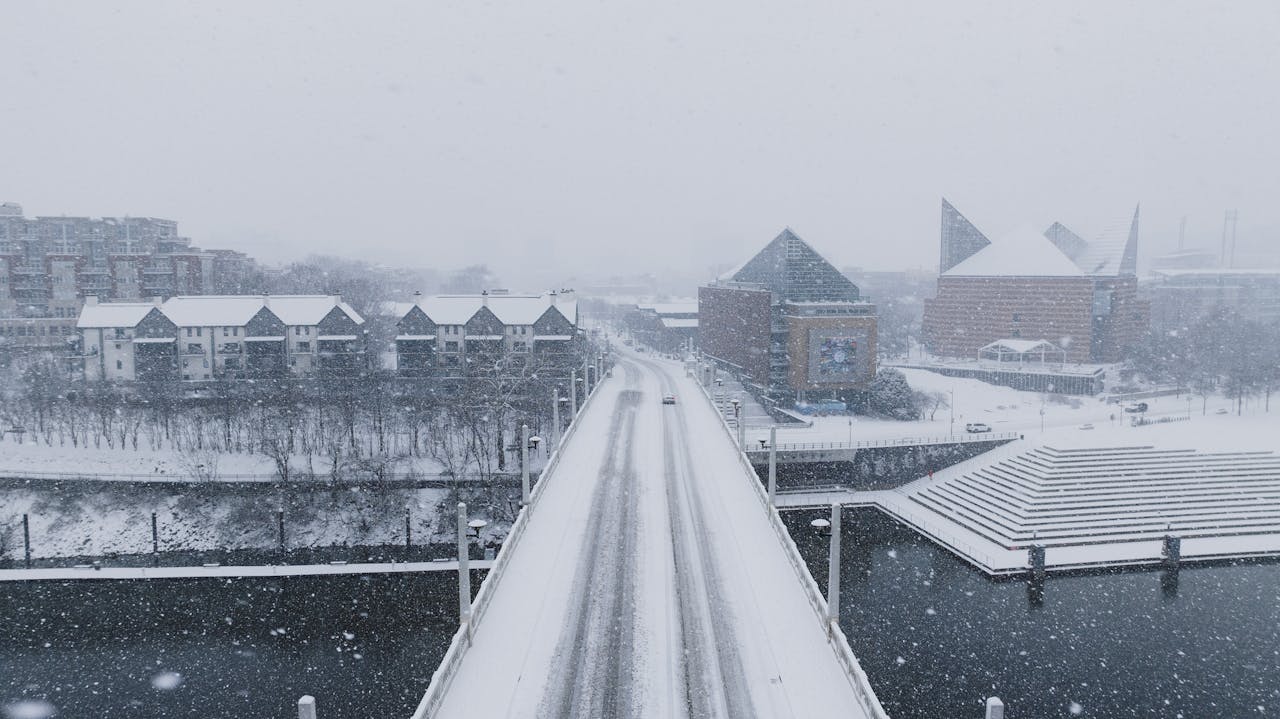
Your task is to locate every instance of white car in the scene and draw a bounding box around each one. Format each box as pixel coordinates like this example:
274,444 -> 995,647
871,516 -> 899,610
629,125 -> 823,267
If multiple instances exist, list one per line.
965,422 -> 992,433
662,395 -> 677,405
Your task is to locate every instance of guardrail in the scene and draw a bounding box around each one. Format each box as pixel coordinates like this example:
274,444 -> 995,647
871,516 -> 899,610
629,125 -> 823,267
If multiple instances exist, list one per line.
690,366 -> 890,719
0,468 -> 532,485
410,369 -> 608,719
746,432 -> 1020,453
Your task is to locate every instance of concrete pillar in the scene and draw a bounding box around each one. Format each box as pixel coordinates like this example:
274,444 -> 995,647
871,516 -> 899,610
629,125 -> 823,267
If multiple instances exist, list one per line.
767,427 -> 778,506
457,502 -> 472,639
827,503 -> 841,632
520,424 -> 531,506
151,512 -> 159,567
985,696 -> 1005,719
298,695 -> 317,719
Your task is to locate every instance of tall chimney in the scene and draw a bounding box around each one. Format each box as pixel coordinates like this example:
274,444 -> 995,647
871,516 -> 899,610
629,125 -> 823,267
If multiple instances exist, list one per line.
481,289 -> 489,307
262,292 -> 271,308
548,290 -> 557,306
151,296 -> 163,307
85,296 -> 99,306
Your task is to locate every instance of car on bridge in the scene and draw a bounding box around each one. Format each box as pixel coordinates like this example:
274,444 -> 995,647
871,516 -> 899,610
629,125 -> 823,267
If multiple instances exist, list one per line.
662,394 -> 677,405
965,422 -> 992,433
1124,402 -> 1149,413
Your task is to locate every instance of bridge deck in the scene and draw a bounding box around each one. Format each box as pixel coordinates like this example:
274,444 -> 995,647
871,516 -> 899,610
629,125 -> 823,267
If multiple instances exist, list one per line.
427,354 -> 881,718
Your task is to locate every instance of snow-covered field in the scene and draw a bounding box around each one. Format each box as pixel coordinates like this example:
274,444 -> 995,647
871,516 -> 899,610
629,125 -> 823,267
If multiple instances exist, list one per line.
751,367 -> 1269,447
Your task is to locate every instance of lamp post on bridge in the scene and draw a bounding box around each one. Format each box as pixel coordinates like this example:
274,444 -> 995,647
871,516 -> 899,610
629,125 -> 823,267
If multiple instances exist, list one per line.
730,398 -> 744,450
456,503 -> 488,642
811,503 -> 842,637
767,426 -> 778,506
569,369 -> 578,417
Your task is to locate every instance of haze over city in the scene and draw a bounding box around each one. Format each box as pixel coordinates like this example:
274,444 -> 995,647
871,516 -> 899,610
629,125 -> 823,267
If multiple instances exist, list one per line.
3,1 -> 1279,280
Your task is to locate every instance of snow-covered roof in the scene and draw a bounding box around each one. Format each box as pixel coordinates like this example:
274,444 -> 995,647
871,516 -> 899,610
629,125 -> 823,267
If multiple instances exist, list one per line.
77,302 -> 157,329
409,292 -> 577,327
943,226 -> 1084,277
660,318 -> 699,328
77,295 -> 363,330
161,295 -> 363,327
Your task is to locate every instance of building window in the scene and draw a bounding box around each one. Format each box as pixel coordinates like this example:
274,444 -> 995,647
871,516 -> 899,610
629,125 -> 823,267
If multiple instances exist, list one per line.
233,327 -> 240,336
223,327 -> 229,337
445,340 -> 459,352
1011,329 -> 1022,338
187,343 -> 202,354
297,341 -> 311,353
115,328 -> 127,339
196,327 -> 203,337
1011,313 -> 1021,322
513,341 -> 528,353
116,360 -> 123,370
185,328 -> 192,337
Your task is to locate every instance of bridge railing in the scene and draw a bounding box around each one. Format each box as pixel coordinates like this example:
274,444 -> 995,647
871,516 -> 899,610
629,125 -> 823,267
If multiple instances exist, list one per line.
689,363 -> 891,719
745,432 -> 1020,453
410,371 -> 609,719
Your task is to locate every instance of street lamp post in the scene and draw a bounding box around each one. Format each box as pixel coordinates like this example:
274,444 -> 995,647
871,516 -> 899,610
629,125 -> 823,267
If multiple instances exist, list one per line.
520,424 -> 531,506
551,388 -> 560,444
767,426 -> 778,506
570,369 -> 578,417
730,398 -> 743,449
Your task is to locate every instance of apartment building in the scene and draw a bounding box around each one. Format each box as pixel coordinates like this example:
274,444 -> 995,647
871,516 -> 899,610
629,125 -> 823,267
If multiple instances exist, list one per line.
393,290 -> 581,382
77,294 -> 364,382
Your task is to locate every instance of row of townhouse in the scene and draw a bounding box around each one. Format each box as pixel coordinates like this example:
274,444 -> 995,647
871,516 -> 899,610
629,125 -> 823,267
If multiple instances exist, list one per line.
392,289 -> 581,380
77,295 -> 364,382
74,290 -> 584,385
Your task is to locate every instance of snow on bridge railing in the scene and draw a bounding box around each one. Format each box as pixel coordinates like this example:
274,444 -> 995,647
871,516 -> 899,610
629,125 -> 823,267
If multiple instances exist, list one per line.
410,368 -> 609,719
745,432 -> 1020,453
690,366 -> 891,719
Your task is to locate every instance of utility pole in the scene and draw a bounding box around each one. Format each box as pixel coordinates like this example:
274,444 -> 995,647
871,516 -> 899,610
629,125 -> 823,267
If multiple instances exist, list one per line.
570,369 -> 578,417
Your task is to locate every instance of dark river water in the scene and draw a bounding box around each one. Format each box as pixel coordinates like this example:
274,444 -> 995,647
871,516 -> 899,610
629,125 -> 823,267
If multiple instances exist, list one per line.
1,572 -> 474,719
5,512 -> 1279,718
787,508 -> 1280,719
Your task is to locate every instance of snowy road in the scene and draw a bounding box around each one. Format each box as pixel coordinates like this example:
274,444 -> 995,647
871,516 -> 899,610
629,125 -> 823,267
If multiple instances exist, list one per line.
431,356 -> 876,718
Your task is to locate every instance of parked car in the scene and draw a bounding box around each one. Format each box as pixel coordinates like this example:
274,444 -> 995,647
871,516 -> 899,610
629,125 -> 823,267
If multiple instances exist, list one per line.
662,395 -> 677,405
965,422 -> 992,433
1079,423 -> 1095,430
1215,408 -> 1230,415
1124,402 -> 1149,413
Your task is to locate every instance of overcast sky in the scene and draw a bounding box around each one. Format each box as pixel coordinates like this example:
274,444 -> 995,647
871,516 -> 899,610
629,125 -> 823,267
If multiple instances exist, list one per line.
2,1 -> 1278,283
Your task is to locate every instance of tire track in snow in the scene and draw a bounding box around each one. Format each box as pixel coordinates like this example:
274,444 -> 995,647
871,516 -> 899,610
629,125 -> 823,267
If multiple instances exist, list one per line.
538,370 -> 643,718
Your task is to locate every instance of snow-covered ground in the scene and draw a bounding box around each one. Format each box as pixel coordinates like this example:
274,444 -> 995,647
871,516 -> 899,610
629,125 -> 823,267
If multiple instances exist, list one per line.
430,351 -> 880,718
0,484 -> 466,560
750,367 -> 1259,447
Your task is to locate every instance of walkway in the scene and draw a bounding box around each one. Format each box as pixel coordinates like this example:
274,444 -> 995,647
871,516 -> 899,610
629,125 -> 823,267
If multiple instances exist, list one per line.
421,353 -> 883,718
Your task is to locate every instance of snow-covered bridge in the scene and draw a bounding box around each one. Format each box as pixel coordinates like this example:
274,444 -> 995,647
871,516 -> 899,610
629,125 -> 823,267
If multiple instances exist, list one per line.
415,353 -> 886,718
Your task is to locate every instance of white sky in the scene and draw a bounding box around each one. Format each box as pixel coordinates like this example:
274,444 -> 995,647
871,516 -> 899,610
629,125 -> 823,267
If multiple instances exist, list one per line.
2,1 -> 1278,280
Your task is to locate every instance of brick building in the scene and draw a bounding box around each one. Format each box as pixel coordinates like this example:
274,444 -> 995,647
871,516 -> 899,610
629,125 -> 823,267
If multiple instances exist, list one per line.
699,229 -> 877,403
922,200 -> 1147,364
